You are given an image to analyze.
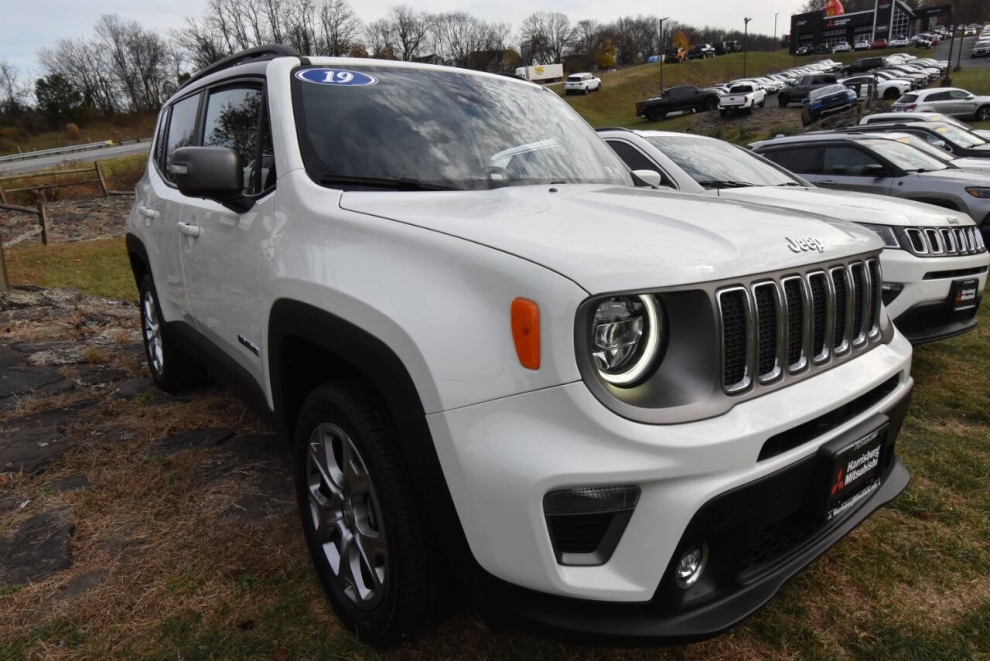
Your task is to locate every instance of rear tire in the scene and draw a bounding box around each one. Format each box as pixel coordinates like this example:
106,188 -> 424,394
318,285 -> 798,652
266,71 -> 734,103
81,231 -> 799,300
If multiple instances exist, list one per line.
295,380 -> 448,646
138,275 -> 206,393
779,96 -> 788,107
705,98 -> 719,111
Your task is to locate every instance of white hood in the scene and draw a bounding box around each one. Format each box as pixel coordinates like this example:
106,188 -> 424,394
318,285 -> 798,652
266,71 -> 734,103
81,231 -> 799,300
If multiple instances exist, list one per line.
340,184 -> 880,294
713,186 -> 975,228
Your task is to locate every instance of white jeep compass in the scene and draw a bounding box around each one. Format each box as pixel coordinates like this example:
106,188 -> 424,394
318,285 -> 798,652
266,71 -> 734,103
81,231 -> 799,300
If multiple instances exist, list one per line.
127,46 -> 914,646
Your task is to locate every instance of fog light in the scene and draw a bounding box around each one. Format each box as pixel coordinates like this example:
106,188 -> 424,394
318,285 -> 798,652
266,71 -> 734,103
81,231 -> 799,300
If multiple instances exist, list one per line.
881,282 -> 904,306
676,545 -> 708,588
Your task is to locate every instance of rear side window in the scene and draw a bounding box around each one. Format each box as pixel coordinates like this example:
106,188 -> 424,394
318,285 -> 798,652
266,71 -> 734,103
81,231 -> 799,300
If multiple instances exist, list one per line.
763,147 -> 820,174
606,140 -> 671,185
164,94 -> 201,182
822,146 -> 882,175
897,94 -> 918,104
925,91 -> 950,102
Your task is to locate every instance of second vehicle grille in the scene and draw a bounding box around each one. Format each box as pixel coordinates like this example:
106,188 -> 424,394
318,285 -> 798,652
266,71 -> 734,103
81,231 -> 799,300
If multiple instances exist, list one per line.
716,257 -> 882,394
904,226 -> 986,257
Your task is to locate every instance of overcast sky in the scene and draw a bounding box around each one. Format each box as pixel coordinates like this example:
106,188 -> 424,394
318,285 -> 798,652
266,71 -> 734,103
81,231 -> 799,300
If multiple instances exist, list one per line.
2,0 -> 804,74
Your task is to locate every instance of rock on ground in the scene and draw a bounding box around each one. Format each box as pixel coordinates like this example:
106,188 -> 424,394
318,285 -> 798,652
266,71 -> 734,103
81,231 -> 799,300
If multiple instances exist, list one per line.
0,510 -> 75,586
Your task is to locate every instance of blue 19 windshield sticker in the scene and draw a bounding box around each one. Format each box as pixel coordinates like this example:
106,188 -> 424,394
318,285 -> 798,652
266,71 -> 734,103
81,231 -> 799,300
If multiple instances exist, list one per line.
296,69 -> 378,86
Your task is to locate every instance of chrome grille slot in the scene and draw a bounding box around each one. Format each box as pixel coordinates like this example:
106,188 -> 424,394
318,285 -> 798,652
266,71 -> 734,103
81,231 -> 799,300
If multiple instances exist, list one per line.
867,259 -> 882,339
941,229 -> 957,254
830,266 -> 850,355
752,282 -> 782,383
957,228 -> 970,253
924,229 -> 943,254
715,254 -> 884,397
967,228 -> 977,252
850,262 -> 868,346
905,228 -> 927,254
807,272 -> 831,364
781,276 -> 809,373
717,288 -> 753,393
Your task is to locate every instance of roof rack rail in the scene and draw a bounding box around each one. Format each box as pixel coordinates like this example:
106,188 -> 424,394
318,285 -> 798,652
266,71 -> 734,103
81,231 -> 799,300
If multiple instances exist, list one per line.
177,45 -> 302,93
594,126 -> 632,132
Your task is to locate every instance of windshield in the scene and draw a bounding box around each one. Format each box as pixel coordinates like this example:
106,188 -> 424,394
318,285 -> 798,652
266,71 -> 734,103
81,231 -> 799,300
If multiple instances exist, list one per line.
890,135 -> 955,163
292,65 -> 631,190
646,136 -> 802,188
931,123 -> 987,148
864,139 -> 949,172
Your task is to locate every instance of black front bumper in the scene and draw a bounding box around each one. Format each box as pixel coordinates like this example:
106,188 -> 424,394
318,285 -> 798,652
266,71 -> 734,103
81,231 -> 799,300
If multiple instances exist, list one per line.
894,294 -> 982,345
479,383 -> 912,646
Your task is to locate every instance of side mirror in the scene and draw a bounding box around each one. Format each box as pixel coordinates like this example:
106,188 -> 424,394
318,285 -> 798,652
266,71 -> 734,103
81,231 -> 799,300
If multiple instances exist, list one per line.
631,170 -> 664,187
861,164 -> 890,177
170,146 -> 253,213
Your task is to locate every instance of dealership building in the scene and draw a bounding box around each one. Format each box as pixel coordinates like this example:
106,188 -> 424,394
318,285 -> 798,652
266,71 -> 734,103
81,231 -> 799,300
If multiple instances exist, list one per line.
789,0 -> 950,52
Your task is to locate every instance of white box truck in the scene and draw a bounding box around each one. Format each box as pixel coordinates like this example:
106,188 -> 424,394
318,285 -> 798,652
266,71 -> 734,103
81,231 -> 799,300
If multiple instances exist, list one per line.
514,64 -> 564,83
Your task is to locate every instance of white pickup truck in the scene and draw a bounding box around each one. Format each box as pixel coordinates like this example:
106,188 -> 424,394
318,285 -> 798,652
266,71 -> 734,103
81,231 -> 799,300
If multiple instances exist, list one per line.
719,82 -> 766,116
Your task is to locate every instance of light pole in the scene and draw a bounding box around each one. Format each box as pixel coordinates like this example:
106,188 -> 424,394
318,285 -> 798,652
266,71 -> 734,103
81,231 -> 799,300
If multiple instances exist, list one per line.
658,16 -> 669,94
954,23 -> 964,73
943,13 -> 954,85
744,17 -> 752,78
773,13 -> 779,52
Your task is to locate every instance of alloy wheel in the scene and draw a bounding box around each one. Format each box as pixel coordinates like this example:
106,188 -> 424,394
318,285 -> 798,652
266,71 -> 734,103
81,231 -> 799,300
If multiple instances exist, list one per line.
306,422 -> 388,609
142,291 -> 164,375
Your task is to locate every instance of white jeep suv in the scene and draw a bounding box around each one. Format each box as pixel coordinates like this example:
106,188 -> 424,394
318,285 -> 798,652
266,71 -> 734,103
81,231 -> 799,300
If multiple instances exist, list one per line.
564,72 -> 602,95
600,129 -> 989,344
128,46 -> 914,646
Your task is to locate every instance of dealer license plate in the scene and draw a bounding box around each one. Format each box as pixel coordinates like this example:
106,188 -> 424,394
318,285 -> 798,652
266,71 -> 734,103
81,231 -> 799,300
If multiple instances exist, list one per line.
822,424 -> 887,522
952,278 -> 979,312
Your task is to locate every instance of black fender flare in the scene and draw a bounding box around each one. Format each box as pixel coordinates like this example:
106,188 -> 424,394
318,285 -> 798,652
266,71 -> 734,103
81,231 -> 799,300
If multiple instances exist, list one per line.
125,233 -> 151,289
266,299 -> 486,597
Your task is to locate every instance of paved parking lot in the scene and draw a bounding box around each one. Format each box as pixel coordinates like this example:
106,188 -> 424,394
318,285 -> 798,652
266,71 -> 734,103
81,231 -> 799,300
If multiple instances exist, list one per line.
936,35 -> 990,69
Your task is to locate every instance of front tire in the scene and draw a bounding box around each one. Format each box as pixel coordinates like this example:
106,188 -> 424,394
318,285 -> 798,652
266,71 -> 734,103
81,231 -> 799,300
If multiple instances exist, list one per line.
977,106 -> 990,122
138,275 -> 206,393
705,98 -> 719,111
779,96 -> 788,107
295,381 -> 446,646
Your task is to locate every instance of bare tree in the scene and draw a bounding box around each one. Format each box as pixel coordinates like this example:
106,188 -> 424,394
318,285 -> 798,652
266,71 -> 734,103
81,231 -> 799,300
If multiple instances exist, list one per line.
318,0 -> 361,56
0,59 -> 27,117
364,18 -> 396,59
389,5 -> 428,61
520,11 -> 573,64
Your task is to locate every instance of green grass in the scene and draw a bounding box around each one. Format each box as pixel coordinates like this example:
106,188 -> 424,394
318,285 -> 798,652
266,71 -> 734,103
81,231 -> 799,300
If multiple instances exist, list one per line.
0,153 -> 147,205
5,237 -> 135,301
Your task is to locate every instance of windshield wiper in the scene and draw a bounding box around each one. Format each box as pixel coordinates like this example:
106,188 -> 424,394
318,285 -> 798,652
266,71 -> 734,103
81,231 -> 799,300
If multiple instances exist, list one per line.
776,182 -> 802,186
697,180 -> 755,189
320,174 -> 457,191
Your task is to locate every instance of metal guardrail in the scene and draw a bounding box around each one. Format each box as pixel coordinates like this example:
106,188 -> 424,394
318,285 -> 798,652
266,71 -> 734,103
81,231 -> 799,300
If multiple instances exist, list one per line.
0,139 -> 130,164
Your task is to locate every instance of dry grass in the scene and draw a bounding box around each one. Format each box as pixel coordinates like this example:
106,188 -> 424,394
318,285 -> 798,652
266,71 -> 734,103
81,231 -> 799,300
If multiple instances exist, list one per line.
0,154 -> 147,206
0,114 -> 156,158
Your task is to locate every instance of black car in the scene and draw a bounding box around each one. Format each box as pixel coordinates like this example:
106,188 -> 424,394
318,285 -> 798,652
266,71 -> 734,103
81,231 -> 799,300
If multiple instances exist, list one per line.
841,122 -> 990,159
815,43 -> 829,54
796,45 -> 812,55
778,74 -> 839,106
687,44 -> 716,60
841,57 -> 885,76
635,85 -> 720,121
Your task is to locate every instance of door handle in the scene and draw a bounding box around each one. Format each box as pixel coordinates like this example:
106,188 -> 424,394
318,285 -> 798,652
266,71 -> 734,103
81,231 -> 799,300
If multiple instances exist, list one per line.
819,179 -> 838,185
177,222 -> 201,238
137,206 -> 159,219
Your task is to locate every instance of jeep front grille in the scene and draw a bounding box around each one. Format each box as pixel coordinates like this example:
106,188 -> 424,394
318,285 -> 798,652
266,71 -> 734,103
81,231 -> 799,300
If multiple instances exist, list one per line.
905,226 -> 985,257
717,257 -> 882,394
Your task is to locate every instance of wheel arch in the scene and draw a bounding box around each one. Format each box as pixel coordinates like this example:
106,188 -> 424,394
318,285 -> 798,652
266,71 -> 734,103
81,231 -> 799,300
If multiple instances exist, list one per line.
266,298 -> 483,592
125,233 -> 151,292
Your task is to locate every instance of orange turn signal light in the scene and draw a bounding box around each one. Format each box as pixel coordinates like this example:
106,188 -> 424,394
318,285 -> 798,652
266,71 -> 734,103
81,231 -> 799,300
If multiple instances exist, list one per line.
511,298 -> 540,370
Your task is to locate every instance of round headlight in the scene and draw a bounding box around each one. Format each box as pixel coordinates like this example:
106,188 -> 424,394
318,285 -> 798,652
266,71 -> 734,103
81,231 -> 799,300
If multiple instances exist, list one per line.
591,295 -> 663,386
